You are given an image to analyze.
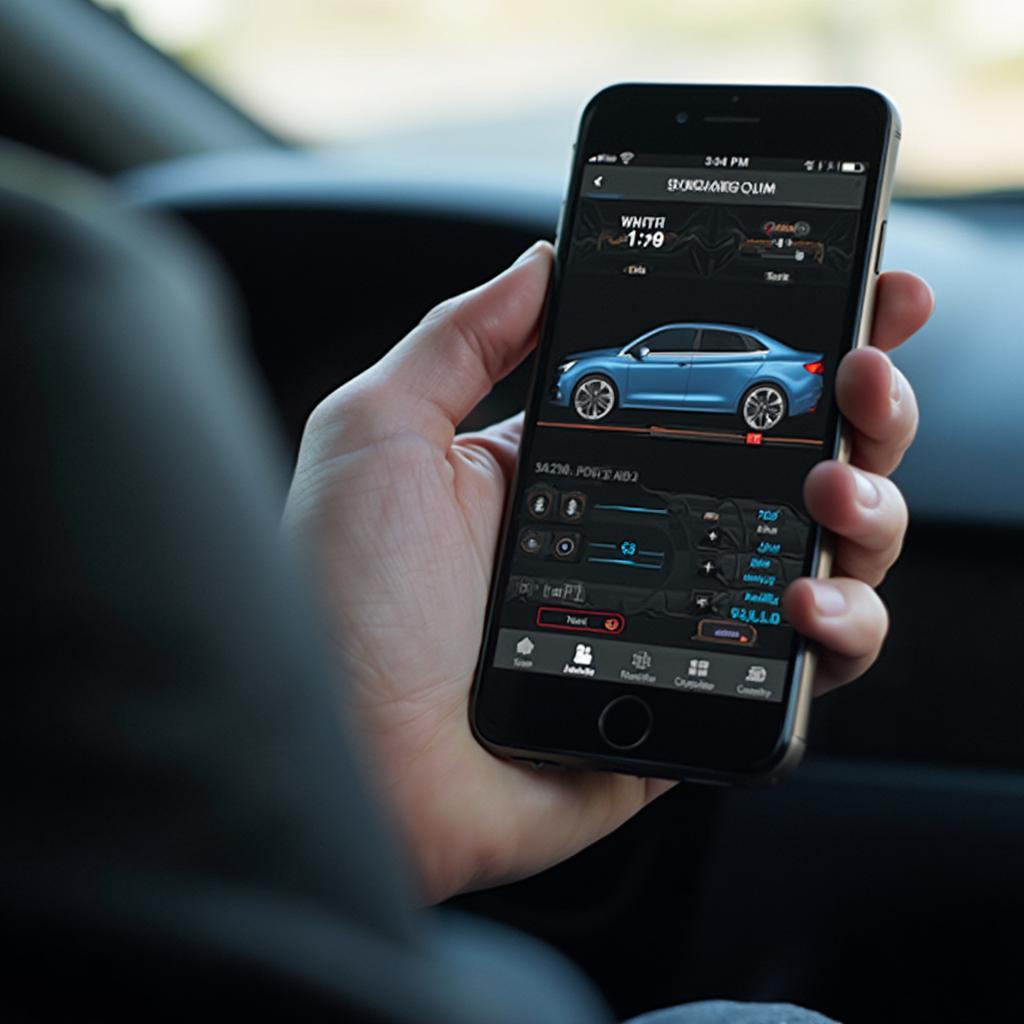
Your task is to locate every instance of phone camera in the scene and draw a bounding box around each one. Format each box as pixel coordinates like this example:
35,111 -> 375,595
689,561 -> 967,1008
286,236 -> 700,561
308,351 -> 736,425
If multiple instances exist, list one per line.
675,111 -> 689,125
731,94 -> 740,103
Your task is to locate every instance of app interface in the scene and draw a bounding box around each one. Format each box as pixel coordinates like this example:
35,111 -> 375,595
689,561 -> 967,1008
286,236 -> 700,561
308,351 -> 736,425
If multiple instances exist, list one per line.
491,153 -> 872,704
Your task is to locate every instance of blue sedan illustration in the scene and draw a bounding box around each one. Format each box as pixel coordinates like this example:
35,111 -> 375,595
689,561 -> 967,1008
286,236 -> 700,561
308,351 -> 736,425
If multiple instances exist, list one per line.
551,323 -> 824,432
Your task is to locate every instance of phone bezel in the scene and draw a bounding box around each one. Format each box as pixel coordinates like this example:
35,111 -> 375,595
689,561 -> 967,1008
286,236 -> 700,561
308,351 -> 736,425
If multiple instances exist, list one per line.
470,83 -> 897,783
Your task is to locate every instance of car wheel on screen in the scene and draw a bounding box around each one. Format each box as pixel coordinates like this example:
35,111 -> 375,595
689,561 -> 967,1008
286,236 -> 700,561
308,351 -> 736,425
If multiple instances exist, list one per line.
572,375 -> 617,421
741,384 -> 787,432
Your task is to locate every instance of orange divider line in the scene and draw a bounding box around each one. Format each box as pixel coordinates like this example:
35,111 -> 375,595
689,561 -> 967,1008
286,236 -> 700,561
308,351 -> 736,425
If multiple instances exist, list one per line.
650,425 -> 739,441
536,420 -> 823,447
536,420 -> 649,434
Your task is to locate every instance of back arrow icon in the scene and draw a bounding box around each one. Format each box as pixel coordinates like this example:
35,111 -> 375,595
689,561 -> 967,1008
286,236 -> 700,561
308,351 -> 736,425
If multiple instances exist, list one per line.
593,175 -> 603,188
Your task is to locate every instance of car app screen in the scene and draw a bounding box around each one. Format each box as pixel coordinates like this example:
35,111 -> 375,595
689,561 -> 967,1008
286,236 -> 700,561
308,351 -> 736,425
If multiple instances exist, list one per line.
492,153 -> 870,704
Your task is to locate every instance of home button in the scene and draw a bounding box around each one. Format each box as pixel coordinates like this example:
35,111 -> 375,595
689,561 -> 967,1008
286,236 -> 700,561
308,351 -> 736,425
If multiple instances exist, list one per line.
598,695 -> 652,750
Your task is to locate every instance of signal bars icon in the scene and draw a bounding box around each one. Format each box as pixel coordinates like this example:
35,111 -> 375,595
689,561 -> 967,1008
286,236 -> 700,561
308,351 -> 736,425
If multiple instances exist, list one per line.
585,151 -> 636,165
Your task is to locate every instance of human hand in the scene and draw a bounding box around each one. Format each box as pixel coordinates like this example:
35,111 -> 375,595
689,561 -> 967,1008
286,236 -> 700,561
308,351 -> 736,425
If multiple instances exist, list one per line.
283,241 -> 933,903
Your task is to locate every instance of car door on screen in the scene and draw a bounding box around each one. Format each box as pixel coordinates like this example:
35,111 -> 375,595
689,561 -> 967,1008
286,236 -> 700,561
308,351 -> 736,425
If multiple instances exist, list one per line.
686,328 -> 766,412
625,326 -> 698,409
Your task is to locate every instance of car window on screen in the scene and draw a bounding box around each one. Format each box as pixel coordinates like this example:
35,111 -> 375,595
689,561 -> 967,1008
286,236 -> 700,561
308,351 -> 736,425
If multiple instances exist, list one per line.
648,328 -> 698,353
700,330 -> 749,353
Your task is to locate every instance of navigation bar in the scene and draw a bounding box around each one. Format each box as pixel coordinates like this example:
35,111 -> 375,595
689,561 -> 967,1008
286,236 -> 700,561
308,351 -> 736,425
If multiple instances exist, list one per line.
495,628 -> 786,703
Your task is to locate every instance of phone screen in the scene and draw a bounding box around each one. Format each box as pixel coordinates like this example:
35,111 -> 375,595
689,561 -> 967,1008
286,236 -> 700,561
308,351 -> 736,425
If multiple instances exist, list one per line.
487,149 -> 874,707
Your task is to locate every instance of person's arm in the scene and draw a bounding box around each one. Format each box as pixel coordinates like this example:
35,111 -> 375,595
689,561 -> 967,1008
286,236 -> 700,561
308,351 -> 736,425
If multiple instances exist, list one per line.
284,240 -> 933,904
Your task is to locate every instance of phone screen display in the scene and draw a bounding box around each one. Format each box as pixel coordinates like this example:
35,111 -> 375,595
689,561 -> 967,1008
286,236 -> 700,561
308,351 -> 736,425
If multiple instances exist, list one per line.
489,152 -> 872,706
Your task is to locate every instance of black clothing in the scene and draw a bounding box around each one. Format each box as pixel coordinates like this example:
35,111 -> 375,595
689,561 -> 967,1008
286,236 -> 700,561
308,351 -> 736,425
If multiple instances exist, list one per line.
1,142 -> 609,1024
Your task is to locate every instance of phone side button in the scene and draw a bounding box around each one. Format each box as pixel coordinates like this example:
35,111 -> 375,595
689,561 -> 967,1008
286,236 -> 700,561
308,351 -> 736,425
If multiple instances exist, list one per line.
597,695 -> 652,751
874,219 -> 887,275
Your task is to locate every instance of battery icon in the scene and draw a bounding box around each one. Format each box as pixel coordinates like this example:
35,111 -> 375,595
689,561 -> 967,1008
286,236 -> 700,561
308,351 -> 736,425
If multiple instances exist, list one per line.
840,161 -> 866,173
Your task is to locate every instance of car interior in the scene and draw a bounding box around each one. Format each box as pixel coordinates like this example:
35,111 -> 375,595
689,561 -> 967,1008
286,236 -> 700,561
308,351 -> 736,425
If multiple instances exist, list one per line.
4,2 -> 1023,1022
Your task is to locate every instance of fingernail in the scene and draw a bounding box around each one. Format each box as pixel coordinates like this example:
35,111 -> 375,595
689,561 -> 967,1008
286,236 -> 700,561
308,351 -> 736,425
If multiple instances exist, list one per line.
852,467 -> 881,509
922,279 -> 936,314
812,581 -> 847,617
513,241 -> 542,266
889,364 -> 904,405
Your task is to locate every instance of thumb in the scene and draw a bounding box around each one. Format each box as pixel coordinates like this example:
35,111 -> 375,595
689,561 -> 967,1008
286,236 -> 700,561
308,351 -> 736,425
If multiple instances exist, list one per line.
356,241 -> 552,448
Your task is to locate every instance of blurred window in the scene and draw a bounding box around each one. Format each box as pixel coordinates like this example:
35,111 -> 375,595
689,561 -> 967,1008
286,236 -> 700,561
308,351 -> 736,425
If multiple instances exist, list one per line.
95,0 -> 1024,193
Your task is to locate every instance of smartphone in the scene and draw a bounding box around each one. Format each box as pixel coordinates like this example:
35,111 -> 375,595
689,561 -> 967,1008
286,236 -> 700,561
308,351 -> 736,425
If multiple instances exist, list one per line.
470,84 -> 899,784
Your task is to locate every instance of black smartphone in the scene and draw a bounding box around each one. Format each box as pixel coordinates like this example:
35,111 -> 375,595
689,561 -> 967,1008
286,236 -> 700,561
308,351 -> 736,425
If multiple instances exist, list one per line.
470,84 -> 899,784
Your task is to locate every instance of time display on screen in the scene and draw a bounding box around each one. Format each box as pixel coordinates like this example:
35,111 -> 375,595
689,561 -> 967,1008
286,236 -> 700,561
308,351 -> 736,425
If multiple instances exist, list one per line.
624,229 -> 665,248
704,154 -> 751,168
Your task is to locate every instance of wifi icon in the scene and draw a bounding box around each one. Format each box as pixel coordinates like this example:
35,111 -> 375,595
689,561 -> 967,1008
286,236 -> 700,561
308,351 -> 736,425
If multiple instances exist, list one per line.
620,151 -> 635,165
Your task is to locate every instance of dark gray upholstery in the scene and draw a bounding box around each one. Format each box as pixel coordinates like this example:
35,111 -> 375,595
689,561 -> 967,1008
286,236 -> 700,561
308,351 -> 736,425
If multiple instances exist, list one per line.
0,142 -> 610,1024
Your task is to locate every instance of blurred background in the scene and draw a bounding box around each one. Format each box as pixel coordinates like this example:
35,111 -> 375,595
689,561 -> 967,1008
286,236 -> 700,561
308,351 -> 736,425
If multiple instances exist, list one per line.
95,0 -> 1024,195
5,4 -> 1024,1022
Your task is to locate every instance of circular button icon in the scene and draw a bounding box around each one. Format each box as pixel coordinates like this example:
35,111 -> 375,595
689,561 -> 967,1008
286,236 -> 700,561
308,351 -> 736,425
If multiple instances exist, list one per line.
519,529 -> 544,555
552,534 -> 578,560
597,696 -> 652,751
526,487 -> 554,519
559,492 -> 586,522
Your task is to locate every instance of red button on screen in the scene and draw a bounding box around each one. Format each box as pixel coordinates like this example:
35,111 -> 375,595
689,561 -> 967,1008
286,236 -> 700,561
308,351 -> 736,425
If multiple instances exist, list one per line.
536,607 -> 625,635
